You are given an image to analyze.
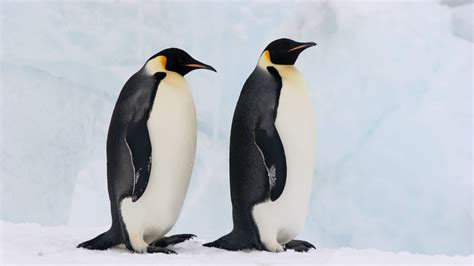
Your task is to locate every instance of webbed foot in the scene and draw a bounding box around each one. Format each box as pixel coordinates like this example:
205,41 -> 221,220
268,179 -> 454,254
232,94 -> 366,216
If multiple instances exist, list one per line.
284,239 -> 316,252
146,246 -> 177,254
152,234 -> 196,247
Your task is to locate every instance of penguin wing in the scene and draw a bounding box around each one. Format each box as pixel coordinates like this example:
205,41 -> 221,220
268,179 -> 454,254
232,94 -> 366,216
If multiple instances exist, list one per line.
255,111 -> 287,201
125,122 -> 152,201
124,72 -> 166,201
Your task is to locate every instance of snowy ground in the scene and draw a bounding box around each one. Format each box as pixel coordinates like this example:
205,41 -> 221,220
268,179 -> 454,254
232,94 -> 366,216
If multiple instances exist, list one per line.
1,222 -> 472,265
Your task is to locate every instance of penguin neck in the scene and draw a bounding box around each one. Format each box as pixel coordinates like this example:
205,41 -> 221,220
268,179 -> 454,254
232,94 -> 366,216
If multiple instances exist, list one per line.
145,55 -> 188,88
257,50 -> 299,78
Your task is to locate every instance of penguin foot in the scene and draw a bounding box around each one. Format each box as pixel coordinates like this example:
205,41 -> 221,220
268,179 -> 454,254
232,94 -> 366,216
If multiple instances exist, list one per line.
77,239 -> 107,250
77,230 -> 120,250
152,234 -> 196,247
284,239 -> 316,252
203,232 -> 259,251
203,239 -> 242,251
146,246 -> 177,254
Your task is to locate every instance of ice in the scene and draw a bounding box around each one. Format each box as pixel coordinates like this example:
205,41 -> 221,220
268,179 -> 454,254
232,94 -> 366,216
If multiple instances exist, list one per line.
1,0 -> 472,257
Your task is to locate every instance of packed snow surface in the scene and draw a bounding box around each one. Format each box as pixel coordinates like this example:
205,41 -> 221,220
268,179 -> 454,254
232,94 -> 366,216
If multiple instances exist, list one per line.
1,222 -> 472,265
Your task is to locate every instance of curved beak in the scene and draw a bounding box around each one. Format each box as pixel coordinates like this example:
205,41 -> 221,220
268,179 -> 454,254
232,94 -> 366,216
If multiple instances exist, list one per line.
288,41 -> 317,53
185,59 -> 217,72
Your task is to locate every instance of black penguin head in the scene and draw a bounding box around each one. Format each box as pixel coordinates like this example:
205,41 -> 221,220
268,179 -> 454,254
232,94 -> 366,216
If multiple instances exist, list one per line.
147,48 -> 216,76
263,38 -> 317,65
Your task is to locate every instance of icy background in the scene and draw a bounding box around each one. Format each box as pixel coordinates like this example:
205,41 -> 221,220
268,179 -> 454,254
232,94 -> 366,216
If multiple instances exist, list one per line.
1,0 -> 472,256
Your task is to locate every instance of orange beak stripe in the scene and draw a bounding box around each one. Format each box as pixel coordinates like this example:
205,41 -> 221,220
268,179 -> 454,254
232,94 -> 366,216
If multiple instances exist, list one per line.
185,63 -> 207,68
288,44 -> 309,52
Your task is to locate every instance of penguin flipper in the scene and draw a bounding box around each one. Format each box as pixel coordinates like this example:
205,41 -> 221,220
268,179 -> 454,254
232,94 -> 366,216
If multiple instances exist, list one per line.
126,122 -> 152,201
124,72 -> 166,201
255,112 -> 287,201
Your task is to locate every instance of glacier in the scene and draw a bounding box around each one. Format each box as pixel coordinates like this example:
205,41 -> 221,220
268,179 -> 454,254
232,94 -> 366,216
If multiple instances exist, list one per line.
1,0 -> 472,257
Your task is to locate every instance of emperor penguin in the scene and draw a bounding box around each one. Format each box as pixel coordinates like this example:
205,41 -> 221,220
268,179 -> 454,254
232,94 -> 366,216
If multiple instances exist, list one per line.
204,38 -> 316,252
77,48 -> 216,254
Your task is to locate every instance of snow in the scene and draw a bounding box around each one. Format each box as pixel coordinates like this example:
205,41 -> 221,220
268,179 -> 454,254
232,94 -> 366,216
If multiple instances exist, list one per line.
1,0 -> 473,258
1,222 -> 473,265
450,3 -> 473,41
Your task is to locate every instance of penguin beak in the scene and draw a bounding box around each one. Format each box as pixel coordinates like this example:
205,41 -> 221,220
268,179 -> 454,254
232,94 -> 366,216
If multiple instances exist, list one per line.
288,42 -> 317,53
185,59 -> 217,72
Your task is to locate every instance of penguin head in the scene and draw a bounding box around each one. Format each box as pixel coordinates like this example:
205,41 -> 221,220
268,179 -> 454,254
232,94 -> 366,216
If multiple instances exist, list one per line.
146,48 -> 216,76
262,38 -> 316,65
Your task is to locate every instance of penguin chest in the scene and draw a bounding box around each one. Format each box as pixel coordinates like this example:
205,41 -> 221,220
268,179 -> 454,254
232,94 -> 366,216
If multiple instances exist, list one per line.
253,68 -> 316,244
121,74 -> 197,241
275,73 -> 316,210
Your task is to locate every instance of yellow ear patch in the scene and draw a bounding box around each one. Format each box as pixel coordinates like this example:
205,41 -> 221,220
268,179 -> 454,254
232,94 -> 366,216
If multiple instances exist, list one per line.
263,50 -> 271,62
145,55 -> 167,74
258,50 -> 273,67
159,55 -> 167,69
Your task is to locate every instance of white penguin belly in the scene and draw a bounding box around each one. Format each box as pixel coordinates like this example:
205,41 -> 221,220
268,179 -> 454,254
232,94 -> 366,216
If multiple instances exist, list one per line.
120,73 -> 196,251
252,66 -> 316,250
